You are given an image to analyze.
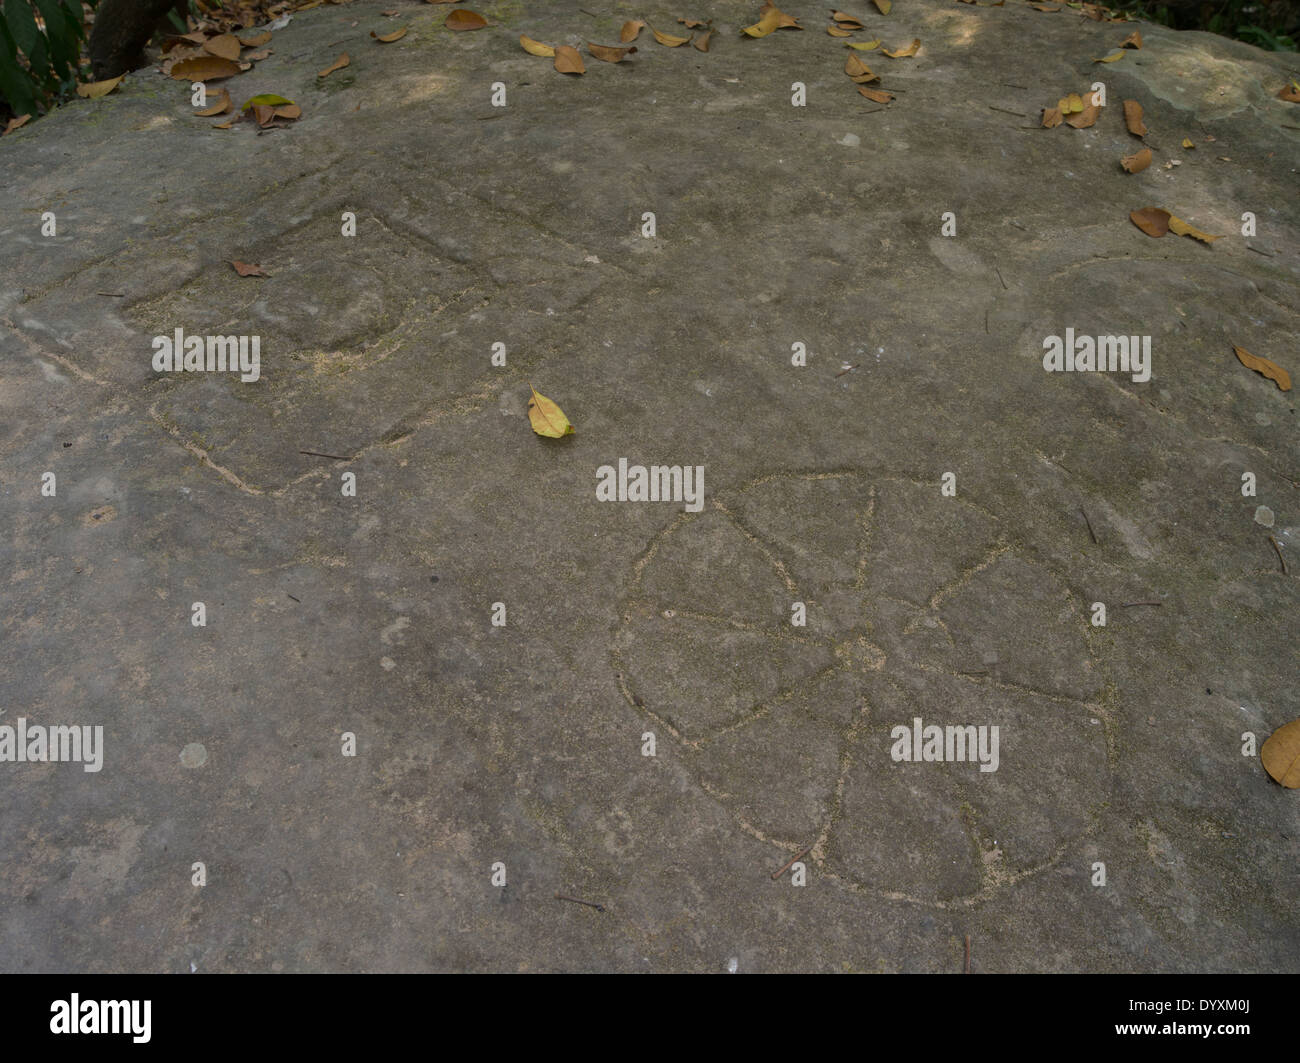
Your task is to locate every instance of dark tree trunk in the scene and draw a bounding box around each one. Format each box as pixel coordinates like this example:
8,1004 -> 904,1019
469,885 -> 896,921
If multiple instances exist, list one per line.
89,0 -> 188,80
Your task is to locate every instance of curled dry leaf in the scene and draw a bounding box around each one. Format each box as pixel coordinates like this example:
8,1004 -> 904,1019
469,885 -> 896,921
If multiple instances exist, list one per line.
1065,103 -> 1100,128
827,24 -> 853,36
3,114 -> 32,134
446,9 -> 487,30
1041,106 -> 1062,127
651,26 -> 690,45
1130,207 -> 1170,237
554,45 -> 585,74
1279,81 -> 1300,102
832,11 -> 865,28
1120,28 -> 1142,47
845,53 -> 875,78
1261,718 -> 1300,785
1120,146 -> 1151,173
252,103 -> 276,126
274,104 -> 301,119
170,56 -> 243,81
76,76 -> 124,98
1094,50 -> 1124,62
587,41 -> 637,62
212,118 -> 237,129
318,52 -> 349,77
1123,99 -> 1146,136
520,35 -> 555,57
1234,346 -> 1291,392
1168,217 -> 1220,242
762,1 -> 802,27
874,0 -> 892,13
881,37 -> 919,57
194,87 -> 233,115
237,30 -> 272,46
620,20 -> 646,42
693,29 -> 713,51
858,87 -> 893,102
679,18 -> 711,28
371,27 -> 407,42
527,385 -> 575,438
204,33 -> 242,61
232,260 -> 268,276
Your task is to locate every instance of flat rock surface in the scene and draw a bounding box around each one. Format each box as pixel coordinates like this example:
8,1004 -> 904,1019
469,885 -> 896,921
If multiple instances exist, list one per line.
1,0 -> 1297,972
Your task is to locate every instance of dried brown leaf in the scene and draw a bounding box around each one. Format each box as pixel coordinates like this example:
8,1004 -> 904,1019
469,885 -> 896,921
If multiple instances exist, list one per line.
1167,215 -> 1220,242
1130,207 -> 1170,237
1041,106 -> 1062,128
827,24 -> 853,36
1064,102 -> 1100,127
554,44 -> 585,74
204,33 -> 242,61
832,11 -> 865,28
1120,146 -> 1151,173
587,41 -> 637,62
237,30 -> 272,46
1123,98 -> 1146,136
881,37 -> 919,57
370,27 -> 407,42
318,52 -> 349,77
169,56 -> 243,81
1280,81 -> 1300,102
76,76 -> 124,98
1234,346 -> 1291,392
520,35 -> 555,57
446,9 -> 487,30
232,260 -> 268,276
858,87 -> 893,102
693,29 -> 713,51
651,25 -> 691,45
194,86 -> 233,115
1120,28 -> 1142,47
3,114 -> 31,134
620,20 -> 646,42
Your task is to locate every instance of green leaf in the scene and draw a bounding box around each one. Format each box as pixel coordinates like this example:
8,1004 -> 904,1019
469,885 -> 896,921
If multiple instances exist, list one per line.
34,0 -> 78,80
0,21 -> 40,114
3,0 -> 50,82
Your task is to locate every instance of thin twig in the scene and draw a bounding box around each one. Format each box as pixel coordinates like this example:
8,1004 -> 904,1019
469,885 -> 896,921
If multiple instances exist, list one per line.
1246,245 -> 1275,257
1079,505 -> 1098,544
286,593 -> 301,603
960,669 -> 989,676
299,450 -> 350,460
96,291 -> 125,297
994,265 -> 1008,290
984,307 -> 989,334
1120,600 -> 1163,608
1269,535 -> 1288,574
771,845 -> 812,881
476,114 -> 504,120
1000,82 -> 1028,89
554,893 -> 606,912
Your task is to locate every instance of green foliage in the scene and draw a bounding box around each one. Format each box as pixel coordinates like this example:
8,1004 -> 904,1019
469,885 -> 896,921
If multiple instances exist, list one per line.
0,0 -> 94,117
1112,0 -> 1299,49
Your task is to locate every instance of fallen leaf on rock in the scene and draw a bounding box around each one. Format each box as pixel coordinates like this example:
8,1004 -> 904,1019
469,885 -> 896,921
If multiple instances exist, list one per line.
743,8 -> 782,36
881,37 -> 919,57
827,24 -> 853,36
1262,719 -> 1300,785
232,260 -> 268,276
3,114 -> 31,134
1120,146 -> 1151,172
76,76 -> 124,98
242,93 -> 295,109
1123,98 -> 1146,135
679,18 -> 711,28
554,45 -> 585,73
195,87 -> 233,115
1094,50 -> 1124,62
621,20 -> 646,42
1065,102 -> 1100,127
1130,206 -> 1170,236
588,41 -> 636,62
252,103 -> 276,126
204,33 -> 242,61
318,52 -> 349,76
1041,106 -> 1062,127
694,29 -> 714,51
858,87 -> 893,102
371,27 -> 407,42
845,53 -> 875,78
1058,92 -> 1084,113
446,9 -> 487,30
846,39 -> 881,49
520,34 -> 555,57
1169,216 -> 1222,243
170,57 -> 243,80
1181,137 -> 1194,148
245,49 -> 271,61
1234,346 -> 1291,392
1121,28 -> 1142,47
651,26 -> 690,46
527,385 -> 575,437
874,0 -> 891,12
1280,80 -> 1300,102
832,10 -> 865,27
274,103 -> 301,119
238,30 -> 272,46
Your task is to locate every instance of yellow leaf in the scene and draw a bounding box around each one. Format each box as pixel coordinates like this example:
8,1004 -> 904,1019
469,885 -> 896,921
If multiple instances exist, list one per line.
587,41 -> 637,62
1182,137 -> 1195,148
1167,214 -> 1221,243
520,34 -> 555,57
554,44 -> 585,73
846,39 -> 881,49
742,9 -> 782,37
832,11 -> 865,28
651,25 -> 691,45
1233,346 -> 1291,391
881,38 -> 920,57
874,0 -> 892,13
241,93 -> 295,109
527,386 -> 575,437
827,24 -> 852,36
1093,50 -> 1124,62
1261,718 -> 1300,785
858,87 -> 893,102
76,76 -> 124,99
318,52 -> 350,77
